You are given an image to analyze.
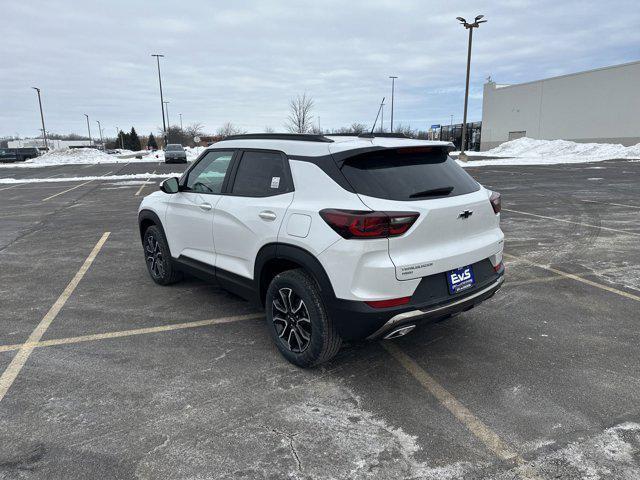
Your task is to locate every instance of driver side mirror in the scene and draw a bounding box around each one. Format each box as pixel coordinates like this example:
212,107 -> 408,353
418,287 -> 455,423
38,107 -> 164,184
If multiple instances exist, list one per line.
160,177 -> 180,194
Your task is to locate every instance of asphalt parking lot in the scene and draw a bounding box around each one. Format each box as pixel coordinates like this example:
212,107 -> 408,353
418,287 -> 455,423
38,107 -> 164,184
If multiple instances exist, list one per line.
1,158 -> 639,479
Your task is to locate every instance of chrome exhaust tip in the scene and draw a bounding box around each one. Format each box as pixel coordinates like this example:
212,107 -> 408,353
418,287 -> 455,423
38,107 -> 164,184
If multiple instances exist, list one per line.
382,324 -> 416,340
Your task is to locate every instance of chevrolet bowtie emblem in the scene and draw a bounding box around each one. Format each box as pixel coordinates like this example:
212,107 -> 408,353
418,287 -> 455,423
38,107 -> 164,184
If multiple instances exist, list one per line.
458,210 -> 473,219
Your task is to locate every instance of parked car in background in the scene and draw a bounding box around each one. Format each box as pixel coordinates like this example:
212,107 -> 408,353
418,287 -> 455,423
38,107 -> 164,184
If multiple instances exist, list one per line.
0,147 -> 40,162
164,144 -> 187,164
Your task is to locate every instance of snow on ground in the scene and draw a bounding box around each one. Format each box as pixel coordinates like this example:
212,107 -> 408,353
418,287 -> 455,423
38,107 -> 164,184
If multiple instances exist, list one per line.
0,145 -> 206,168
0,148 -> 157,168
0,173 -> 180,184
458,137 -> 640,167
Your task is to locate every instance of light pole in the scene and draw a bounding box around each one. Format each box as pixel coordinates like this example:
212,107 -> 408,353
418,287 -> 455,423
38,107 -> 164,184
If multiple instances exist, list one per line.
163,101 -> 170,142
388,76 -> 397,133
379,98 -> 385,133
96,120 -> 104,149
179,113 -> 183,130
31,87 -> 48,150
84,114 -> 92,145
151,54 -> 167,146
456,14 -> 486,160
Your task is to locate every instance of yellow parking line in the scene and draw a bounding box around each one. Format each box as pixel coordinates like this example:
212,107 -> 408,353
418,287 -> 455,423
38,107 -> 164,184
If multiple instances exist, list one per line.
42,171 -> 113,201
383,343 -> 540,479
502,208 -> 640,237
0,313 -> 263,354
134,170 -> 157,196
504,253 -> 640,301
506,264 -> 634,287
0,232 -> 110,402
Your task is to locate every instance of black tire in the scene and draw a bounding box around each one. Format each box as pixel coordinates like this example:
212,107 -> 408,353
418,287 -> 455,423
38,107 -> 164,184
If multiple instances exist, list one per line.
265,269 -> 342,368
142,225 -> 182,285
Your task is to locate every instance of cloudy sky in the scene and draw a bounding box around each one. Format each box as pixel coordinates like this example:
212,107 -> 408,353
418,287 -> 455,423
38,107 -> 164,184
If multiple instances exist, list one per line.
2,0 -> 639,138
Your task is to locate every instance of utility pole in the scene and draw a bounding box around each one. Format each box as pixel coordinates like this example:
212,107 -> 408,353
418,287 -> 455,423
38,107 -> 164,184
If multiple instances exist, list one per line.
96,120 -> 104,149
179,113 -> 183,130
84,114 -> 92,145
456,15 -> 486,160
450,115 -> 454,142
388,76 -> 397,133
164,101 -> 170,142
151,54 -> 167,146
115,127 -> 123,149
31,87 -> 48,150
379,99 -> 385,133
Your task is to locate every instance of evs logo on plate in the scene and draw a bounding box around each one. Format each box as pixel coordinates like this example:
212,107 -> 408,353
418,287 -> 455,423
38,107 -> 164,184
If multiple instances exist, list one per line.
447,265 -> 475,294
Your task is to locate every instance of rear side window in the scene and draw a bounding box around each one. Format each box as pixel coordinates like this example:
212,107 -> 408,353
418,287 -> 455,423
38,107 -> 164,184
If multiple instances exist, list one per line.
341,149 -> 479,201
231,151 -> 290,197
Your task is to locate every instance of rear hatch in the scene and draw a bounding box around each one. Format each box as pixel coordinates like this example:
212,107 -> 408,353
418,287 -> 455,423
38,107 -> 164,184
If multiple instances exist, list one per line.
339,146 -> 503,280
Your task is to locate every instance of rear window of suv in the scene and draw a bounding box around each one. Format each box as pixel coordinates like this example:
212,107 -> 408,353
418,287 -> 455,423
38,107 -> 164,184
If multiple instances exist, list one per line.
340,148 -> 479,201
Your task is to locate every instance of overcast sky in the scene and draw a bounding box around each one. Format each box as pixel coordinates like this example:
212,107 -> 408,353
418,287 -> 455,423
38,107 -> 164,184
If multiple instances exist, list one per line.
2,0 -> 639,138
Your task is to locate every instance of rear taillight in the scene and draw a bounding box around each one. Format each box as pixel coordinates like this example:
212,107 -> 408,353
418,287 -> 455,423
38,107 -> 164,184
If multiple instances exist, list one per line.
489,191 -> 501,214
365,296 -> 411,308
319,209 -> 419,239
493,261 -> 504,272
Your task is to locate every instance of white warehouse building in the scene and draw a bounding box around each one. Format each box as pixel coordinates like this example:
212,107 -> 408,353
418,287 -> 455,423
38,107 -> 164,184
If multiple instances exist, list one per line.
480,60 -> 640,150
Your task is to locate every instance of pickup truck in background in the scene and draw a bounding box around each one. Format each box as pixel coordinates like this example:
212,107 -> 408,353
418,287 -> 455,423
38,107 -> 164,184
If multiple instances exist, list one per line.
0,147 -> 41,163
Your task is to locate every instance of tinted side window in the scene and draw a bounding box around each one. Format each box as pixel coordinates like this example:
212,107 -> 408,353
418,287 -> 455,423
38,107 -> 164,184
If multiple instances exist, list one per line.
341,150 -> 479,201
185,150 -> 234,194
232,151 -> 290,197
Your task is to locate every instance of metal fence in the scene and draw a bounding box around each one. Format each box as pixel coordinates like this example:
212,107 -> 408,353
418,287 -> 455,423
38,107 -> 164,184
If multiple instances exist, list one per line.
438,122 -> 482,151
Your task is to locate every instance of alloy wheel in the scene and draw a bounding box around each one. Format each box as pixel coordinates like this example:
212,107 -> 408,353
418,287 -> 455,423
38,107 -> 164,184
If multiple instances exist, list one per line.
272,287 -> 312,353
145,234 -> 165,279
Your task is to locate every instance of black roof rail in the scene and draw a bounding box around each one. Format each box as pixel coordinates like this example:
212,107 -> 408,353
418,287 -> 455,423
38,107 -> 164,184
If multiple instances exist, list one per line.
357,133 -> 410,139
222,133 -> 334,143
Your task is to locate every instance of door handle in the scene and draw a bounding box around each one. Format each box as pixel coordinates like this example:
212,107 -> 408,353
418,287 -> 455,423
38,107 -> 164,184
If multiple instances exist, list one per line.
198,203 -> 213,211
259,210 -> 277,221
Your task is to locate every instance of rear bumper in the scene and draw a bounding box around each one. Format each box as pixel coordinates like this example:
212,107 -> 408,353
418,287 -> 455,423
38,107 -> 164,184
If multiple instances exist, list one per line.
366,275 -> 503,339
325,260 -> 504,340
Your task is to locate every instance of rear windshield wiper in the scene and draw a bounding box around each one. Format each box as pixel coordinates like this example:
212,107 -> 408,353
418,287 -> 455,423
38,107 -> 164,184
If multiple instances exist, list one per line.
409,186 -> 454,198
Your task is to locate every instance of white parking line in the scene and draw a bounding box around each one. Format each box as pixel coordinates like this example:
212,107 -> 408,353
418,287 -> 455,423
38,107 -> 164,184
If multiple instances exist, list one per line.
42,170 -> 113,201
502,208 -> 640,237
581,199 -> 640,210
0,173 -> 63,192
0,232 -> 110,402
134,170 -> 157,196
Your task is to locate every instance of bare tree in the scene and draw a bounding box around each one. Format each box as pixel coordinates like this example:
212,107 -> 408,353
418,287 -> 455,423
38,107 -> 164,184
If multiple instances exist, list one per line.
185,122 -> 205,140
330,122 -> 368,135
263,126 -> 275,133
216,122 -> 246,138
285,93 -> 314,133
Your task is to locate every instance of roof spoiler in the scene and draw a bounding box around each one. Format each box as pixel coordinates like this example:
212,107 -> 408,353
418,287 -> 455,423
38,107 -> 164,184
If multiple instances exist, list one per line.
331,144 -> 455,167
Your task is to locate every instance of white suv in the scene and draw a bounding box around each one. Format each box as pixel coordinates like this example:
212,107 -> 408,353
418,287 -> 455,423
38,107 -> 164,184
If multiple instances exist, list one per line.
138,133 -> 504,367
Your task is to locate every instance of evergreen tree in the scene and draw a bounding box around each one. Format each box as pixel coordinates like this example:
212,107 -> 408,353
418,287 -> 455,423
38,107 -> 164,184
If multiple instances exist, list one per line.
129,127 -> 141,151
147,132 -> 158,150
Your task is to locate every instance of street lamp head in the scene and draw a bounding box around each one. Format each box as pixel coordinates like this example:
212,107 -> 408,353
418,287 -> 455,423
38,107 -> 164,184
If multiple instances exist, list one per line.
31,86 -> 40,92
151,54 -> 164,57
474,14 -> 484,21
456,16 -> 467,23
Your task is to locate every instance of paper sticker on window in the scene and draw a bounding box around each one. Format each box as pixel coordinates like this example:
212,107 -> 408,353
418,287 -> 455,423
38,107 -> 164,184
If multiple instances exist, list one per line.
270,176 -> 280,189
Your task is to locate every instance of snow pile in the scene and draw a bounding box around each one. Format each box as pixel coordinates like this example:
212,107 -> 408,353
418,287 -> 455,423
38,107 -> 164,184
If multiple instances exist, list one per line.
0,172 -> 181,184
461,137 -> 640,167
486,137 -> 640,159
0,148 -> 158,168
